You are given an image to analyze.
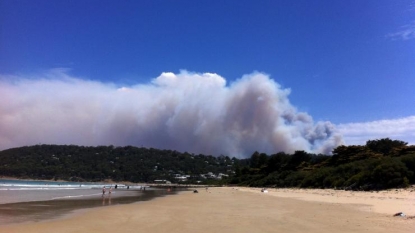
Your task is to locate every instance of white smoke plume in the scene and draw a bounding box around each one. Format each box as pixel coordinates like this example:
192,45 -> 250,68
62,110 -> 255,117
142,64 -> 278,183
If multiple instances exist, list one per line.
0,69 -> 343,158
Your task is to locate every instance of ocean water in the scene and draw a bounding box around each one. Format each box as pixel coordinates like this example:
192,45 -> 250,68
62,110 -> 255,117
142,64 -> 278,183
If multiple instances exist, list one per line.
0,179 -> 148,204
0,179 -> 177,225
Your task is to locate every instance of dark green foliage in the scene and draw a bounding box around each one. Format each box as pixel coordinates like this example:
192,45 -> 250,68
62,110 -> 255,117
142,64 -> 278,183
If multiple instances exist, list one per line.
284,171 -> 307,187
1,138 -> 414,190
0,145 -> 235,184
366,138 -> 407,156
400,154 -> 415,182
249,152 -> 268,168
230,138 -> 415,190
371,158 -> 412,189
265,152 -> 289,173
330,145 -> 382,166
301,167 -> 335,188
286,151 -> 311,170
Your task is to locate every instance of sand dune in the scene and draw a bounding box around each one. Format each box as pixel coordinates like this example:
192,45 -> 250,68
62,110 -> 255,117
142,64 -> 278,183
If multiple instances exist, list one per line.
0,187 -> 413,233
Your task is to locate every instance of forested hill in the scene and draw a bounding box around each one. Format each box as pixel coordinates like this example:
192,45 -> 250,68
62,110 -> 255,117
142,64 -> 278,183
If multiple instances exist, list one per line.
1,138 -> 414,190
230,138 -> 415,190
0,145 -> 241,183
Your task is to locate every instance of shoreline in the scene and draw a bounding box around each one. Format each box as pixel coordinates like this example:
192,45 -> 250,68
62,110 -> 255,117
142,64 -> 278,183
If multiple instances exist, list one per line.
0,176 -> 138,186
0,187 -> 413,233
0,186 -> 183,226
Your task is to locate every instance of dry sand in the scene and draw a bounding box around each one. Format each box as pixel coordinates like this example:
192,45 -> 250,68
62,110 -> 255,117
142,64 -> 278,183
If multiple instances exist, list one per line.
1,187 -> 414,233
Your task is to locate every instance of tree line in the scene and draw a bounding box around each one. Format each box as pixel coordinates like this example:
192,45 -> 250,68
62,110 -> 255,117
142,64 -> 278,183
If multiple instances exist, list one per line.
230,138 -> 415,190
0,145 -> 235,183
0,138 -> 414,190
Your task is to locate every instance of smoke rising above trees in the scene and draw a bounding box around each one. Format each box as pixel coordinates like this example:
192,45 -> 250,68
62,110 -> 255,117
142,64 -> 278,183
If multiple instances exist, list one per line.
0,69 -> 343,157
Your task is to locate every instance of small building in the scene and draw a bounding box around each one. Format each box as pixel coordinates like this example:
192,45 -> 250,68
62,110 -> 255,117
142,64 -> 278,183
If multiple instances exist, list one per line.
154,179 -> 171,184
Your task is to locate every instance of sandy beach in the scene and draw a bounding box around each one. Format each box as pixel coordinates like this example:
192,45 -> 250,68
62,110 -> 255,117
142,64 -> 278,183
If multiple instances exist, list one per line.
0,187 -> 414,233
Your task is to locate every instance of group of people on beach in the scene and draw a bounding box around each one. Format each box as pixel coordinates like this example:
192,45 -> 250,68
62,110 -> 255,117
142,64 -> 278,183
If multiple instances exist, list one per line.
102,186 -> 112,196
102,186 -> 113,206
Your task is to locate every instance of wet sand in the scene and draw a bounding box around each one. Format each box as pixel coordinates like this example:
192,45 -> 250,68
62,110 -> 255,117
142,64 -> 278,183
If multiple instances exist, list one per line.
0,187 -> 413,233
0,188 -> 177,225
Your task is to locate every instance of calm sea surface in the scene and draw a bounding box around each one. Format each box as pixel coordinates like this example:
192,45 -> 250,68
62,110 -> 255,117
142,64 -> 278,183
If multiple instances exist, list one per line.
0,179 -> 178,225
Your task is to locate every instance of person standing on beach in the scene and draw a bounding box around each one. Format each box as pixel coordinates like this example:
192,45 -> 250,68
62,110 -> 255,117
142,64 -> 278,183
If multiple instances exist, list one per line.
102,186 -> 106,196
109,187 -> 112,195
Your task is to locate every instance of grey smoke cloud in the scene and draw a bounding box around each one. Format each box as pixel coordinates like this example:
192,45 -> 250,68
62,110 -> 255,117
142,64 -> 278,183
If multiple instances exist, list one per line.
0,69 -> 343,157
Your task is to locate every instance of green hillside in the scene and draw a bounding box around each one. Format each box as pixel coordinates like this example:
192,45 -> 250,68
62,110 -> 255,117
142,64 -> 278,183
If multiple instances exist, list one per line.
1,138 -> 414,190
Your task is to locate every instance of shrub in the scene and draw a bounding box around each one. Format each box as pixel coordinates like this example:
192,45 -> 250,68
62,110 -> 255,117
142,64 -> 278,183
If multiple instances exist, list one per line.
371,158 -> 411,189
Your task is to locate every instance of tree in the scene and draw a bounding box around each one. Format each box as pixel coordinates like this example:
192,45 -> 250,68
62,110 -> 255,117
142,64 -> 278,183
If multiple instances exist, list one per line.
366,138 -> 407,156
331,145 -> 381,165
286,151 -> 311,170
266,152 -> 289,173
249,152 -> 268,168
371,158 -> 412,189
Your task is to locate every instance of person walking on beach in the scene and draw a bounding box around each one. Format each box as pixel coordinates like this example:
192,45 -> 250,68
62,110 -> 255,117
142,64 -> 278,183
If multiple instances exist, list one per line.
102,186 -> 106,196
109,187 -> 112,195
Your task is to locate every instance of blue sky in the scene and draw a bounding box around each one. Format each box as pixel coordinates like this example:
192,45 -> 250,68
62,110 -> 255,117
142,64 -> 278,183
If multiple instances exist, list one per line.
0,0 -> 414,156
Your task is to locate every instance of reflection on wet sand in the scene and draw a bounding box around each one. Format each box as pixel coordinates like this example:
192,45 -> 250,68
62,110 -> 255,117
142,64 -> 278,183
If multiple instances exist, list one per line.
0,189 -> 180,225
102,193 -> 112,206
